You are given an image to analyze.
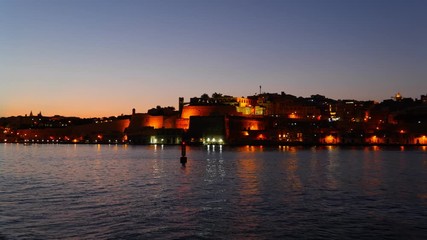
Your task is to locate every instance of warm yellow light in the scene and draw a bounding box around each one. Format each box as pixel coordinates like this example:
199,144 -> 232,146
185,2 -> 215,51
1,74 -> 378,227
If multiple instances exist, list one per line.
419,136 -> 427,145
325,135 -> 335,144
289,112 -> 298,119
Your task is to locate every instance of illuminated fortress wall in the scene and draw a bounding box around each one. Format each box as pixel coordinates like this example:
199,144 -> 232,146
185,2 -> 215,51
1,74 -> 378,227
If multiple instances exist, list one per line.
163,115 -> 178,129
14,119 -> 130,142
71,119 -> 130,139
127,113 -> 164,130
180,105 -> 237,119
178,105 -> 238,130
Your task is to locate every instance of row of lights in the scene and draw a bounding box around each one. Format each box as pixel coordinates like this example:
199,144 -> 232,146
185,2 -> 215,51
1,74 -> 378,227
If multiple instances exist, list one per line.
150,137 -> 164,144
204,137 -> 224,144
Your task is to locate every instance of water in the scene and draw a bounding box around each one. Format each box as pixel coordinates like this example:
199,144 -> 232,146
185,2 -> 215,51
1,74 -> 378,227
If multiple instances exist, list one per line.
1,144 -> 427,239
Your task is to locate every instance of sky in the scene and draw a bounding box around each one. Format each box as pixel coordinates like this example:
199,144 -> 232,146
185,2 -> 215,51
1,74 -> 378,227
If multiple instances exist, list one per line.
1,0 -> 426,117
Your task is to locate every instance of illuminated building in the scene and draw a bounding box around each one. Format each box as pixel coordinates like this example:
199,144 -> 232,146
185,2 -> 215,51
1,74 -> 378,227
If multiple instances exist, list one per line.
126,107 -> 183,144
2,91 -> 427,146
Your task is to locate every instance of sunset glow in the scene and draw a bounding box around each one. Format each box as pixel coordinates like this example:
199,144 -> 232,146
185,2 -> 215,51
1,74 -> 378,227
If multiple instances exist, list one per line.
1,0 -> 426,117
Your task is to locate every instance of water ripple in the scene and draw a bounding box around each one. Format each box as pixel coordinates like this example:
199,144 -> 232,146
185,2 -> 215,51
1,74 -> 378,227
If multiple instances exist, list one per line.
1,144 -> 427,239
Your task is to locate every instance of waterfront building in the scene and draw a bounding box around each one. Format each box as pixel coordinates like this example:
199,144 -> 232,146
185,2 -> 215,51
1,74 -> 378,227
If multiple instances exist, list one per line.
2,91 -> 427,146
126,107 -> 183,144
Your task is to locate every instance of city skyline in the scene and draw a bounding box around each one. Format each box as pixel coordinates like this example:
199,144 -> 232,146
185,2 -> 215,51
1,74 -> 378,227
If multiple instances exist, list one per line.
1,0 -> 426,117
1,90 -> 425,118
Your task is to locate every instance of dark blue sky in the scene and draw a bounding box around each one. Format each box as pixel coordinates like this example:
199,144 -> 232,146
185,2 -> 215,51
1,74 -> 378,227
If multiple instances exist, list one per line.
1,0 -> 426,117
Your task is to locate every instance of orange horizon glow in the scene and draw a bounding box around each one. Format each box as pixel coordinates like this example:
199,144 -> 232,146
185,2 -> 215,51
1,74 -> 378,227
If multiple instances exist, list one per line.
1,110 -> 121,119
1,0 -> 426,120
1,96 -> 179,118
1,107 -> 140,118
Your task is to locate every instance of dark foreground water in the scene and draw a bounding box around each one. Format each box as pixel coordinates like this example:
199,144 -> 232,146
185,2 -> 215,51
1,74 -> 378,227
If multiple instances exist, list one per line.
1,144 -> 427,239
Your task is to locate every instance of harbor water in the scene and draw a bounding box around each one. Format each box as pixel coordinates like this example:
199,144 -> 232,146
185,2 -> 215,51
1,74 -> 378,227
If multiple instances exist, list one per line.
1,144 -> 427,239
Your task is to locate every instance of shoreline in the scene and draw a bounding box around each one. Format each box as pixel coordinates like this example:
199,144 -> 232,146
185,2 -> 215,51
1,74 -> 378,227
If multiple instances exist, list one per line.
2,142 -> 427,148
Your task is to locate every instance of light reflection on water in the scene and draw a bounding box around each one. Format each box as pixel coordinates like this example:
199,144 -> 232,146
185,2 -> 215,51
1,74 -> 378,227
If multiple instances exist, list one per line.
0,144 -> 427,239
